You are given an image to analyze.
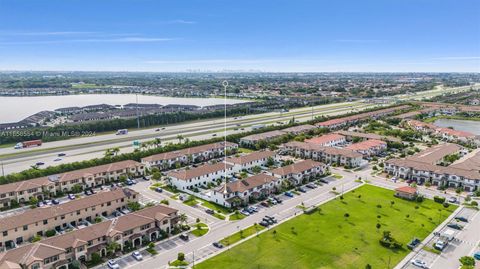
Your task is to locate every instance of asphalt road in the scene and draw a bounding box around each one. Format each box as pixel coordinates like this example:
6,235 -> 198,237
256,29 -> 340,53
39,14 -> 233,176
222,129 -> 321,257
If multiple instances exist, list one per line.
94,171 -> 361,269
0,101 -> 377,174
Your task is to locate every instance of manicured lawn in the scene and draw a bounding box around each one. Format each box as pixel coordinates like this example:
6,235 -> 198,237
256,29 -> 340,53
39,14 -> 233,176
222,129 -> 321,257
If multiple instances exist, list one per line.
332,173 -> 343,179
213,213 -> 226,220
195,185 -> 456,269
220,224 -> 266,246
229,211 -> 246,221
199,199 -> 231,214
184,198 -> 199,206
191,223 -> 209,237
238,147 -> 255,153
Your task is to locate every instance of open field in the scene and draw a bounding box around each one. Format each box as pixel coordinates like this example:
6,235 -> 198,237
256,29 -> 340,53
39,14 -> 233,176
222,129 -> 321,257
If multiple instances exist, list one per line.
195,185 -> 457,269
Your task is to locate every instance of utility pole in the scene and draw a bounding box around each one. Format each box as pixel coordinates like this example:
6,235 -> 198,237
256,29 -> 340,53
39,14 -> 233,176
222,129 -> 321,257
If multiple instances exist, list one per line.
1,161 -> 4,178
135,93 -> 140,129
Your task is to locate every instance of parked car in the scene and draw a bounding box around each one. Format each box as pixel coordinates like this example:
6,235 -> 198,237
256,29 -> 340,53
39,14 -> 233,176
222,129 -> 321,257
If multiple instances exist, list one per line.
68,194 -> 75,200
205,209 -> 215,215
248,206 -> 258,212
474,252 -> 480,260
260,201 -> 269,207
273,197 -> 282,203
434,240 -> 448,251
90,189 -> 96,195
240,210 -> 250,216
411,259 -> 428,268
45,200 -> 52,206
306,183 -> 317,189
131,179 -> 138,184
179,233 -> 189,241
126,180 -> 133,186
407,238 -> 421,250
284,191 -> 294,197
84,190 -> 91,196
143,176 -> 150,181
58,153 -> 66,157
268,198 -> 277,205
108,259 -> 120,269
297,187 -> 307,193
213,242 -> 224,248
447,223 -> 463,230
454,216 -> 468,222
52,199 -> 60,205
132,251 -> 143,261
259,220 -> 270,227
155,187 -> 163,193
319,179 -> 329,184
448,197 -> 457,203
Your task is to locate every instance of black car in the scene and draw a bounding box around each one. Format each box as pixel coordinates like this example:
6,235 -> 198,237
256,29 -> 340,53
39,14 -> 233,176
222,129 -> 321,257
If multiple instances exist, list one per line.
447,223 -> 463,230
52,199 -> 60,205
259,221 -> 269,227
213,242 -> 224,248
274,197 -> 282,203
454,216 -> 468,222
143,176 -> 149,181
306,183 -> 317,189
319,179 -> 329,184
36,162 -> 45,166
407,238 -> 421,250
205,209 -> 215,215
58,153 -> 66,157
179,234 -> 189,241
84,190 -> 91,196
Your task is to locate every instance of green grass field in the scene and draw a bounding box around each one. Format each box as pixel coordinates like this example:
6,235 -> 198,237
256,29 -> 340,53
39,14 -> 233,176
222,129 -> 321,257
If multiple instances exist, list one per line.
195,185 -> 456,269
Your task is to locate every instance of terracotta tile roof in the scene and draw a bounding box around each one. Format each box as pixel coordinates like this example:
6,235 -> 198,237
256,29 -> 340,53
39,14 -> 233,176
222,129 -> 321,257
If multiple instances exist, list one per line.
0,205 -> 177,266
283,141 -> 362,158
334,130 -> 401,142
0,160 -> 142,195
345,139 -> 387,151
395,186 -> 417,194
241,130 -> 287,142
282,124 -> 316,134
0,188 -> 137,231
167,162 -> 233,181
406,143 -> 462,164
216,174 -> 277,194
141,142 -> 237,162
226,150 -> 276,165
269,159 -> 324,176
305,134 -> 345,145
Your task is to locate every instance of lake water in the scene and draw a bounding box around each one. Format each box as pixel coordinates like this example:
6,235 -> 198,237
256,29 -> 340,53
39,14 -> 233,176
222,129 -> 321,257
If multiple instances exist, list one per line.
0,94 -> 246,123
434,118 -> 480,135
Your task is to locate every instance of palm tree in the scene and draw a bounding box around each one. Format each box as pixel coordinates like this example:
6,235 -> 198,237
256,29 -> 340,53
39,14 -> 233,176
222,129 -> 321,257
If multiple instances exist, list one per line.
179,213 -> 188,225
154,138 -> 162,147
107,242 -> 120,255
177,135 -> 184,144
112,147 -> 120,156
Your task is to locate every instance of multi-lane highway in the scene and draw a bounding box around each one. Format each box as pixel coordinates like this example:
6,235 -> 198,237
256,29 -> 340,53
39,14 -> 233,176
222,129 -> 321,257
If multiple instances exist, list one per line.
0,84 -> 476,175
0,101 -> 377,174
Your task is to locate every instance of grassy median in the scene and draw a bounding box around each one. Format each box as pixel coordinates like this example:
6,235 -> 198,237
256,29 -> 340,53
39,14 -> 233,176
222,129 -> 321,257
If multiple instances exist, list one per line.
195,184 -> 456,269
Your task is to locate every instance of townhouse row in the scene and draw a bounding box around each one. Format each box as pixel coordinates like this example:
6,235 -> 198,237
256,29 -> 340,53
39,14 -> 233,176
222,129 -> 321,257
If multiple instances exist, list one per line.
167,150 -> 277,191
0,160 -> 144,209
0,188 -> 138,251
141,141 -> 238,170
0,204 -> 178,269
406,120 -> 479,144
384,144 -> 480,191
315,105 -> 411,130
281,141 -> 366,167
211,159 -> 328,208
239,124 -> 317,147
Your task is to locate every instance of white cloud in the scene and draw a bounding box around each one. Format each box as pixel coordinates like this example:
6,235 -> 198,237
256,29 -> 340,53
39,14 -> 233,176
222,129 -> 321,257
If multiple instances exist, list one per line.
433,56 -> 480,61
0,37 -> 175,45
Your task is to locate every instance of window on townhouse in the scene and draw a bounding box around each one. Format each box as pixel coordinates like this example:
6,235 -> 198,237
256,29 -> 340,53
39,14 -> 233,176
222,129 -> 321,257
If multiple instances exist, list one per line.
0,194 -> 5,198
43,220 -> 48,225
2,231 -> 7,236
77,210 -> 80,215
107,202 -> 111,206
23,225 -> 28,231
32,263 -> 40,269
163,220 -> 168,225
77,246 -> 84,252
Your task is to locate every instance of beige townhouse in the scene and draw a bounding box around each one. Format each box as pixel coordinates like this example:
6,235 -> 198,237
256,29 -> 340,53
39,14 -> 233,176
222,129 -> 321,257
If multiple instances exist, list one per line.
0,188 -> 138,251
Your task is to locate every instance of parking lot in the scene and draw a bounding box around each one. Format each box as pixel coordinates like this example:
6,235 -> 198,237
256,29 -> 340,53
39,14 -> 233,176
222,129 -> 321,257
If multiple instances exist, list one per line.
401,207 -> 480,269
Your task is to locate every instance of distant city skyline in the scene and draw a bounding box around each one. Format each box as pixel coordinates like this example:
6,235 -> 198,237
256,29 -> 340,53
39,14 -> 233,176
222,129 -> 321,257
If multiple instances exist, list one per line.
0,0 -> 479,72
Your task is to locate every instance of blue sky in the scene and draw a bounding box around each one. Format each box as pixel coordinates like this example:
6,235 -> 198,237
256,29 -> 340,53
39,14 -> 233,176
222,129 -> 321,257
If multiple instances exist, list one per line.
0,0 -> 478,72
